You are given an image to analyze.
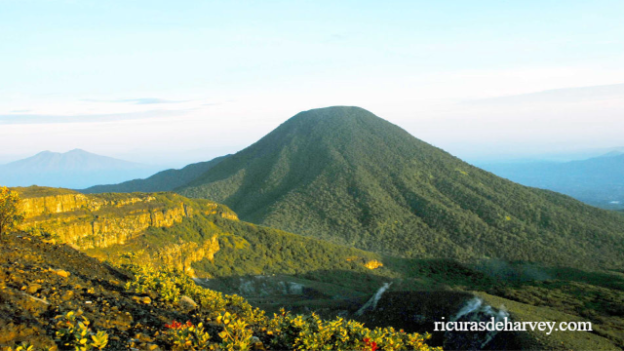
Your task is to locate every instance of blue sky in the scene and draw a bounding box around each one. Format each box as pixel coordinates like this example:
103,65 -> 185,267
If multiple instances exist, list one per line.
1,0 -> 624,166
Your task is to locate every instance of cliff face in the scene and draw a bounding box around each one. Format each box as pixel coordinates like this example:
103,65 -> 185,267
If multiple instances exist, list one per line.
15,187 -> 237,251
19,192 -> 148,218
139,236 -> 221,277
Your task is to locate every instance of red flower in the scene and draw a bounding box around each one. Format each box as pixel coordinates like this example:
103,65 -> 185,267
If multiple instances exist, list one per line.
165,321 -> 183,329
363,337 -> 378,351
186,321 -> 193,327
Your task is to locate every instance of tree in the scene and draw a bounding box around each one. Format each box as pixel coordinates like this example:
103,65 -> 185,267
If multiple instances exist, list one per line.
0,186 -> 22,242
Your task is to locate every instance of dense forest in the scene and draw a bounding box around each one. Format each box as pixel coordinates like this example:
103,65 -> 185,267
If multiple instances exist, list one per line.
92,214 -> 382,278
169,106 -> 624,268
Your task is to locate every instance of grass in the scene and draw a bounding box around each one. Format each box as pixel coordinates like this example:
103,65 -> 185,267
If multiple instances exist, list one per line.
478,292 -> 618,350
13,185 -> 79,198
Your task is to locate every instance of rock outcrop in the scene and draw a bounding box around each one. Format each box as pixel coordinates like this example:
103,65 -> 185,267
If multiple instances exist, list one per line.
149,235 -> 221,276
15,186 -> 237,250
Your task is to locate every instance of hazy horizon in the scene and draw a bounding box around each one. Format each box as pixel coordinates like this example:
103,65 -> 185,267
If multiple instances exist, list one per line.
1,99 -> 624,169
2,1 -> 623,166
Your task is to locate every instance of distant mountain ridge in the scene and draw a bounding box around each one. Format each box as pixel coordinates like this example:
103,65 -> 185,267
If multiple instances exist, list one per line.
83,155 -> 230,193
479,152 -> 624,210
0,149 -> 159,189
6,149 -> 142,170
85,106 -> 624,268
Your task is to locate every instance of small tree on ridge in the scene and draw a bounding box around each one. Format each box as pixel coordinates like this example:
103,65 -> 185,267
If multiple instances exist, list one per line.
0,186 -> 22,242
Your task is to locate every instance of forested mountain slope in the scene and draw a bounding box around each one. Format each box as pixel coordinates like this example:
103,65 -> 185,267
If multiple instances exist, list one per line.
176,106 -> 624,268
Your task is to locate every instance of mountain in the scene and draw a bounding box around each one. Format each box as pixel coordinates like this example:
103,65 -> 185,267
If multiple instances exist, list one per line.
83,155 -> 229,194
0,149 -> 159,189
169,106 -> 624,268
478,152 -> 624,210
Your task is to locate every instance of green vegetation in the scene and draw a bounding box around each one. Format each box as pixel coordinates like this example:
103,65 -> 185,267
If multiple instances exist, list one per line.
90,213 -> 382,278
0,187 -> 23,242
4,205 -> 624,350
476,293 -> 619,350
0,232 -> 164,350
9,98 -> 624,349
266,310 -> 435,351
164,320 -> 212,351
24,225 -> 59,241
126,214 -> 624,349
171,106 -> 624,268
200,216 -> 380,276
14,186 -> 239,251
201,257 -> 624,350
131,216 -> 624,350
53,310 -> 109,350
10,186 -> 78,198
122,263 -> 440,351
5,342 -> 40,351
483,265 -> 624,347
0,232 -> 439,351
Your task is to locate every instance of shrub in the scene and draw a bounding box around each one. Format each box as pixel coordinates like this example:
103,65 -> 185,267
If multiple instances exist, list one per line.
216,312 -> 253,351
164,320 -> 211,351
24,225 -> 59,241
0,187 -> 23,242
266,309 -> 438,351
124,263 -> 440,351
53,310 -> 109,350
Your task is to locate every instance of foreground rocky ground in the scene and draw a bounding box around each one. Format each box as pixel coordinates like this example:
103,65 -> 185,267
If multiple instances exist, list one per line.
0,233 -> 439,351
0,233 -> 201,350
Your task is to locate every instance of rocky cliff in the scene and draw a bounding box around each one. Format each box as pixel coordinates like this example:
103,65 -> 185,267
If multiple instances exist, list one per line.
11,186 -> 382,280
14,186 -> 237,250
93,235 -> 222,278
